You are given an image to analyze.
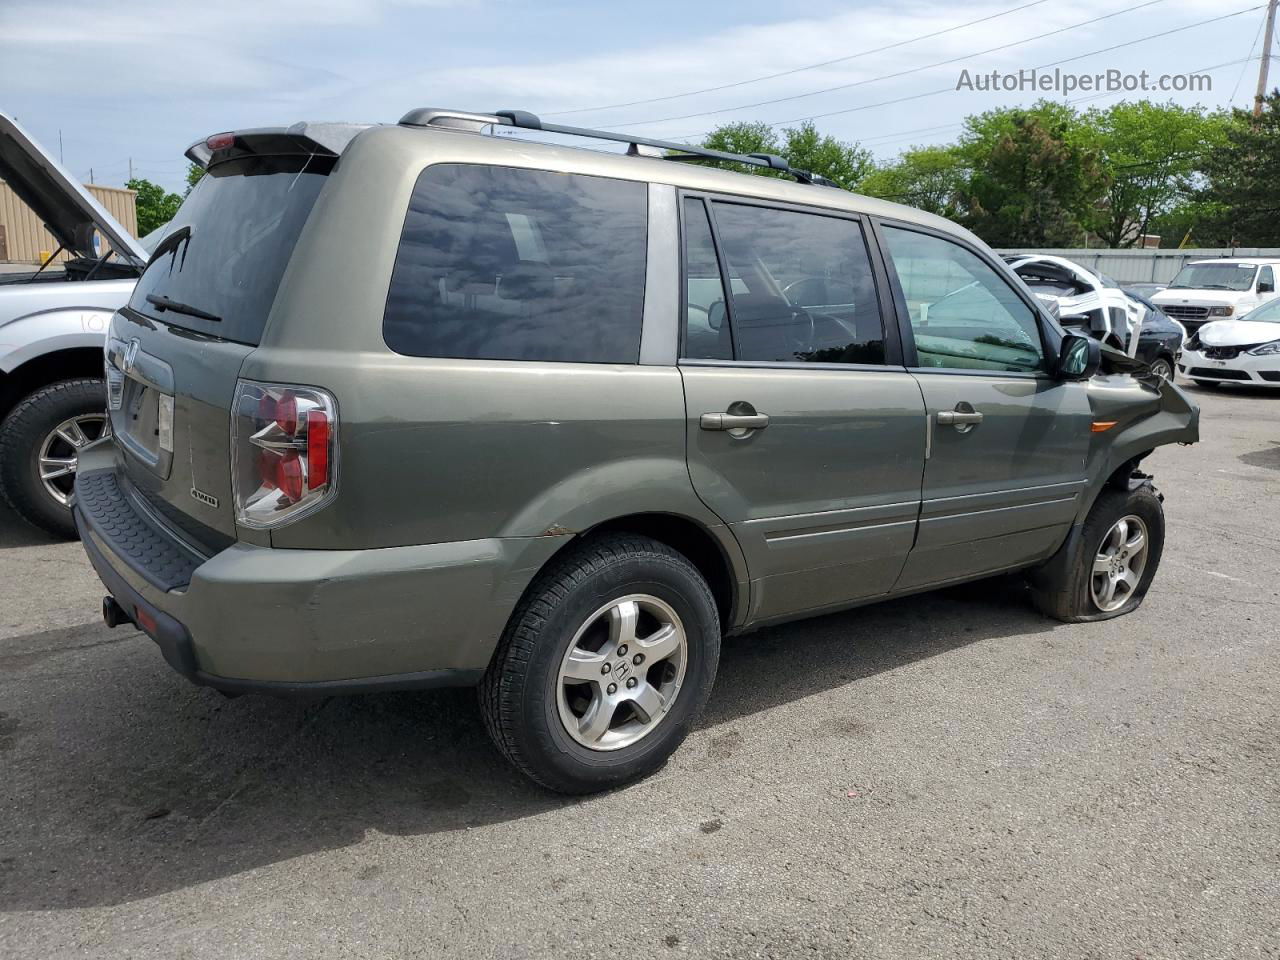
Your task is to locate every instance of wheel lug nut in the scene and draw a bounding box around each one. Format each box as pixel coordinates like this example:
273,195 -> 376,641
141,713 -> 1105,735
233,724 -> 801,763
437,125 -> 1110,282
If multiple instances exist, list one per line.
633,653 -> 644,665
601,663 -> 611,675
617,645 -> 628,656
607,683 -> 617,695
626,677 -> 637,689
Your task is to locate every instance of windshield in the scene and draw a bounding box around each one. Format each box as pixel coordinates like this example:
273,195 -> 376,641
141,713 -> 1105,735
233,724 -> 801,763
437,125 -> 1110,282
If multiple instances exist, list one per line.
127,154 -> 330,344
1167,263 -> 1258,291
1243,297 -> 1280,324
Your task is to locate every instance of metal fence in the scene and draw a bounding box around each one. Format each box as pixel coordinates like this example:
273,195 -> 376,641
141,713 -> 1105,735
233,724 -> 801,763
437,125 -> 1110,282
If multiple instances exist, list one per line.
994,248 -> 1280,285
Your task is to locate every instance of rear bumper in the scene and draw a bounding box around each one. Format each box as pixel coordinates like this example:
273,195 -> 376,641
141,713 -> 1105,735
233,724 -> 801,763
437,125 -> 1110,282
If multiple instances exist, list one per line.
73,444 -> 567,693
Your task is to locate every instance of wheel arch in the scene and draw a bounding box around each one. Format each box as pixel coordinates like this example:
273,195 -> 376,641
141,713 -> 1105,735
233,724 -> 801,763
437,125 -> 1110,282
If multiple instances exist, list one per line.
579,512 -> 746,631
0,346 -> 105,421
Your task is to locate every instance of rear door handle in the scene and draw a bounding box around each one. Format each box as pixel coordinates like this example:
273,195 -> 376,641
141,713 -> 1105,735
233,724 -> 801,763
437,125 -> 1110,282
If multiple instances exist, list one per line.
700,412 -> 770,431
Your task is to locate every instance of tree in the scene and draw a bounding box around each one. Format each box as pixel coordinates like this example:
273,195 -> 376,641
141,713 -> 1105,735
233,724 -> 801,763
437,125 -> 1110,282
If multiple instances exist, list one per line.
953,101 -> 1107,247
126,177 -> 182,235
858,145 -> 966,217
699,121 -> 872,189
1086,101 -> 1233,248
185,162 -> 204,197
1192,91 -> 1280,246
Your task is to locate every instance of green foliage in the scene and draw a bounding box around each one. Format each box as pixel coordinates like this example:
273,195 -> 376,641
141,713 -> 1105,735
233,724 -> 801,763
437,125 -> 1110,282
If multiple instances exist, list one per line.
858,145 -> 966,217
952,101 -> 1106,247
185,162 -> 205,196
1192,91 -> 1280,246
1086,101 -> 1234,247
125,177 -> 183,236
699,121 -> 872,190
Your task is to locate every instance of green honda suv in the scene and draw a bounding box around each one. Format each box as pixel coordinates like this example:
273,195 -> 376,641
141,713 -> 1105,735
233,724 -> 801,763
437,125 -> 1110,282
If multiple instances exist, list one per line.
73,108 -> 1199,793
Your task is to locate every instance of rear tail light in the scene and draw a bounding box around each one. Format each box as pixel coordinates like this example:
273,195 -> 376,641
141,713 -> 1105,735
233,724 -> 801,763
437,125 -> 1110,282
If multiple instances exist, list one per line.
231,380 -> 338,528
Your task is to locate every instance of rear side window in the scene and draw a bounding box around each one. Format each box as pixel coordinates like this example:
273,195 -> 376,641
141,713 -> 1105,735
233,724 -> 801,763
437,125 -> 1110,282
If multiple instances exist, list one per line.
383,164 -> 648,363
128,155 -> 331,345
693,201 -> 885,364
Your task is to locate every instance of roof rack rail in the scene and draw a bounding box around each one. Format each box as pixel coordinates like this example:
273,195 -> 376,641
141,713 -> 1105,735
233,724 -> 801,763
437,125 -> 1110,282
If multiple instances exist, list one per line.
397,107 -> 841,190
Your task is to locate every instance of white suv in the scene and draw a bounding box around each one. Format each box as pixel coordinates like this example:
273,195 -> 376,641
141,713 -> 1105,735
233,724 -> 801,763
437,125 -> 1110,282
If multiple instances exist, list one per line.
1153,258 -> 1280,333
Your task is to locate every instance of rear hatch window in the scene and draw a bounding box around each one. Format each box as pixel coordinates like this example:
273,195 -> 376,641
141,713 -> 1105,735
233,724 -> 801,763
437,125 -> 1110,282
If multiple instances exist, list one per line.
126,154 -> 332,344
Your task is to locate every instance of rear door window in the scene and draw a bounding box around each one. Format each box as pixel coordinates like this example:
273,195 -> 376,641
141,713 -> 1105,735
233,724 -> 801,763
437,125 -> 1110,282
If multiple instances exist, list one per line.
696,201 -> 886,365
128,155 -> 331,345
383,164 -> 648,364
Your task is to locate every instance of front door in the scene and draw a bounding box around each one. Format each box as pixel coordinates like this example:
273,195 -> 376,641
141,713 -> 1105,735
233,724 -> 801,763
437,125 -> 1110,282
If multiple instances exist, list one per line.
877,223 -> 1092,590
677,195 -> 926,624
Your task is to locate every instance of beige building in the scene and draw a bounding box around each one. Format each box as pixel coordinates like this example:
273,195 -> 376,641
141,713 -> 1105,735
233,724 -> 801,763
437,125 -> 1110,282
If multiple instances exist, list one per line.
0,180 -> 137,265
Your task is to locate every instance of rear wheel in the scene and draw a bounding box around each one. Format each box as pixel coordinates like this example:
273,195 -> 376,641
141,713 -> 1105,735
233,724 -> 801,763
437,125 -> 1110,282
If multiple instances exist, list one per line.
480,534 -> 720,794
1029,485 -> 1165,623
0,379 -> 108,538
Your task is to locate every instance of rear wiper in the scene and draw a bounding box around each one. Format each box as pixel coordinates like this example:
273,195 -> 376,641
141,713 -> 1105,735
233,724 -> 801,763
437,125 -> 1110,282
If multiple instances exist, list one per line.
145,294 -> 222,323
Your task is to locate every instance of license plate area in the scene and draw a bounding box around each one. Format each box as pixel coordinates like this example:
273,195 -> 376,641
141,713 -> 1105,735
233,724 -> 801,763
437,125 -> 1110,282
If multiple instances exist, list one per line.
107,337 -> 175,479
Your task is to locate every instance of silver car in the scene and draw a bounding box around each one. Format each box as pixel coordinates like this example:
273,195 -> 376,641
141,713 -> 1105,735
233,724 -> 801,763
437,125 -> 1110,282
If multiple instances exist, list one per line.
74,108 -> 1199,793
0,112 -> 149,536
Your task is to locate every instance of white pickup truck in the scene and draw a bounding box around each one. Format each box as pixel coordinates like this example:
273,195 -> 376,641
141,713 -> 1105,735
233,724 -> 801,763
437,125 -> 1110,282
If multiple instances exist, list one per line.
0,112 -> 149,536
1153,258 -> 1280,333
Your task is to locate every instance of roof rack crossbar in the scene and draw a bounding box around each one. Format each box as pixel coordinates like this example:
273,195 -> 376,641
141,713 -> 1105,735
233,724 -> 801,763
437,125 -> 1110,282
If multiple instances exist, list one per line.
397,107 -> 840,189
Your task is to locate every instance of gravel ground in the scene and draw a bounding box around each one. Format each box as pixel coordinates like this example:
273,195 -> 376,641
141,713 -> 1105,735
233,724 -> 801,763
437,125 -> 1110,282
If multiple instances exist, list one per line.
1,382 -> 1277,959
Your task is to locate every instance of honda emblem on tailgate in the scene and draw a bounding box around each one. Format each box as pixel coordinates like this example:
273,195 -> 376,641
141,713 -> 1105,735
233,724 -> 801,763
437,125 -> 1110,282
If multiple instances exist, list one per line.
123,338 -> 140,374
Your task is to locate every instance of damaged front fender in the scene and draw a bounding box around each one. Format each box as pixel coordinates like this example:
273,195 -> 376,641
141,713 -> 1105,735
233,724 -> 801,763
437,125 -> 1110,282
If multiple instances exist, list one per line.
1075,373 -> 1200,523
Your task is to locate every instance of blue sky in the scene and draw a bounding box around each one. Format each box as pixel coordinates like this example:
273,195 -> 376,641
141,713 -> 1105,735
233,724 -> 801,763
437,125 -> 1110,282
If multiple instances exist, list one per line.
0,0 -> 1271,193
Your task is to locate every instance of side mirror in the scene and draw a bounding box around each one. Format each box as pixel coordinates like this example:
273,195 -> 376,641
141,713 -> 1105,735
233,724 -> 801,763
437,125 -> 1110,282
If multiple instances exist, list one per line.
1258,281 -> 1275,293
1055,333 -> 1101,380
707,300 -> 727,331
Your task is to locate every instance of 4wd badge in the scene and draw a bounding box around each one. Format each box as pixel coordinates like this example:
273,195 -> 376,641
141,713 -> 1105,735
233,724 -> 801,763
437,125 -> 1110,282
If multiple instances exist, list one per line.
190,487 -> 219,509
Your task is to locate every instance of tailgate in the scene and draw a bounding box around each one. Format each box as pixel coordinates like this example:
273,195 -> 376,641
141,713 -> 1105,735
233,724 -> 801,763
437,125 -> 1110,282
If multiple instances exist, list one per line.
107,315 -> 252,547
102,142 -> 335,548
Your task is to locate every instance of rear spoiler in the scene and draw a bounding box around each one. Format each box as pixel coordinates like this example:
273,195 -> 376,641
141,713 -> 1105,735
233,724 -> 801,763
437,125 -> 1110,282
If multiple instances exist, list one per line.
185,122 -> 372,169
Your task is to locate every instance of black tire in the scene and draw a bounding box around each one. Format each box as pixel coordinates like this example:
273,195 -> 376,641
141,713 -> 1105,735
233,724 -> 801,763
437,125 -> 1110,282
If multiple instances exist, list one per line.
0,378 -> 106,539
1148,356 -> 1174,381
1028,485 -> 1165,623
480,534 -> 721,794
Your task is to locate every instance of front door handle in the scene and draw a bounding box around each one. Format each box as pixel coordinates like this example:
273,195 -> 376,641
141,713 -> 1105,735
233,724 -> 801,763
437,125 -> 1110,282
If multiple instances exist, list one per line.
936,410 -> 983,425
937,403 -> 983,433
700,412 -> 770,432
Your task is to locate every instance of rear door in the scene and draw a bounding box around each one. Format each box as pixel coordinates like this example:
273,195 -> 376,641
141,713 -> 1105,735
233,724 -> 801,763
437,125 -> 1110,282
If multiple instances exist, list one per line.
876,222 -> 1092,590
106,151 -> 333,550
678,195 -> 926,624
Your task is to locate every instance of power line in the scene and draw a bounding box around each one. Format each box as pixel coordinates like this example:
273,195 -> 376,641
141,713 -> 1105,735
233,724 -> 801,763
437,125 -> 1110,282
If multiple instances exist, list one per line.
603,0 -> 1170,129
745,4 -> 1265,133
546,0 -> 1055,117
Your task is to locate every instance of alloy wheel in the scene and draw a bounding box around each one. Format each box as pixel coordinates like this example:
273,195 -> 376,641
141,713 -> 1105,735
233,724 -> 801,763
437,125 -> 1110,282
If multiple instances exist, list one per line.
1091,515 -> 1149,612
556,594 -> 688,751
37,413 -> 110,507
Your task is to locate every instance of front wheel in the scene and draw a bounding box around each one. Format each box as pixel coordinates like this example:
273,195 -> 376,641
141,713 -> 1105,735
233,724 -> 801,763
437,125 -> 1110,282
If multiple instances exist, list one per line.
0,378 -> 108,538
1148,356 -> 1174,380
1028,485 -> 1165,623
480,534 -> 721,794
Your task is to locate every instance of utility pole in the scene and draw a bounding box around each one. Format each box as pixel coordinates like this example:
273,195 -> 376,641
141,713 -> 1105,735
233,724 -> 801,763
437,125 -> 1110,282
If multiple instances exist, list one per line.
128,157 -> 133,181
89,168 -> 94,185
1255,0 -> 1278,120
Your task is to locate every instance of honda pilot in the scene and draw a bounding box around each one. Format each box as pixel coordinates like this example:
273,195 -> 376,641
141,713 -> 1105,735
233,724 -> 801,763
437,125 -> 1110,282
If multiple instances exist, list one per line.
73,108 -> 1199,793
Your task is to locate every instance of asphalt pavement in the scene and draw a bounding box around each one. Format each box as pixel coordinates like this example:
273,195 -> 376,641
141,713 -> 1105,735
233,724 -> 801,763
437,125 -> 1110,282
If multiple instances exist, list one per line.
1,382 -> 1277,959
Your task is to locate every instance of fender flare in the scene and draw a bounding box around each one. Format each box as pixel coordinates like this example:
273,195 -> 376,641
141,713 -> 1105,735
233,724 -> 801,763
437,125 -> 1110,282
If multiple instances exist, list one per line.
0,307 -> 112,375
